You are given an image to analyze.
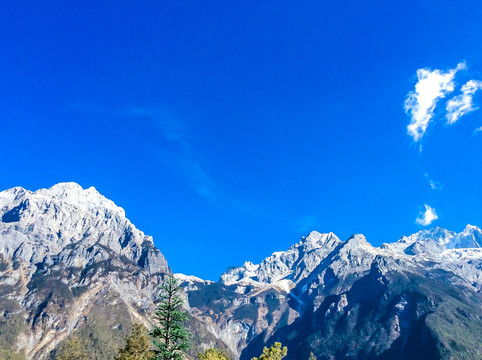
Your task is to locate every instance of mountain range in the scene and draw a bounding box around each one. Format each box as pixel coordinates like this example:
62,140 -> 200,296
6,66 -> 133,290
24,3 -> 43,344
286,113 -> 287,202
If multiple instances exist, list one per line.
0,183 -> 481,359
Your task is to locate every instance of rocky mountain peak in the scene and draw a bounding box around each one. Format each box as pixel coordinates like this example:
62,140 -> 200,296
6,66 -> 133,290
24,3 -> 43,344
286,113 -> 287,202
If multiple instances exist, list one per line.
402,227 -> 456,245
0,182 -> 168,275
298,231 -> 338,251
399,225 -> 482,250
43,182 -> 125,217
1,183 -> 482,360
452,224 -> 482,248
0,183 -> 174,359
345,233 -> 369,246
220,232 -> 342,287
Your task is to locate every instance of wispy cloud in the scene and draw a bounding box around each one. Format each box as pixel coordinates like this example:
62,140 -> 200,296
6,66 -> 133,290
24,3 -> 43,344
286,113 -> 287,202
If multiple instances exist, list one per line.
416,204 -> 438,226
446,80 -> 482,124
405,62 -> 466,142
118,107 -> 217,200
474,126 -> 482,135
424,173 -> 443,190
121,107 -> 190,151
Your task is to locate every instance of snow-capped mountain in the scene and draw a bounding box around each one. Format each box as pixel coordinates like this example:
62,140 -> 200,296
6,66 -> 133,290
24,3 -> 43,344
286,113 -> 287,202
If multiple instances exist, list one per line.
0,183 -> 230,360
452,224 -> 482,248
0,182 -> 168,275
220,226 -> 482,292
183,226 -> 482,359
220,232 -> 342,289
395,225 -> 482,249
0,183 -> 173,359
0,183 -> 481,360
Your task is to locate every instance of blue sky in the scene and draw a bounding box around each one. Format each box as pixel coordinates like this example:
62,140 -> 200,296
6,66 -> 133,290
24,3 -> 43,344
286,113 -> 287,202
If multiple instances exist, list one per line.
1,1 -> 482,280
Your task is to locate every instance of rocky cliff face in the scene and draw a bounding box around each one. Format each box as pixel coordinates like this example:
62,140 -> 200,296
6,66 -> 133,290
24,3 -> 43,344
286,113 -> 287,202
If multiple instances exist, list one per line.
0,183 -> 173,359
1,183 -> 481,360
182,228 -> 482,360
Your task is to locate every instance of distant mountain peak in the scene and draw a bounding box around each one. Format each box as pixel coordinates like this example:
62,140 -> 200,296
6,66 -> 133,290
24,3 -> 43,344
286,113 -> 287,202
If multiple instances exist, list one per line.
453,224 -> 482,248
220,232 -> 342,286
299,231 -> 338,251
400,225 -> 481,249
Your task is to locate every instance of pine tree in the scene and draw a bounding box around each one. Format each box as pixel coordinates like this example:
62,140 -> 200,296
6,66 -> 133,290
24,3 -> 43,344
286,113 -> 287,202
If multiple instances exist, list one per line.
197,348 -> 230,360
55,336 -> 89,360
116,322 -> 154,360
308,352 -> 317,360
251,342 -> 287,360
150,276 -> 191,360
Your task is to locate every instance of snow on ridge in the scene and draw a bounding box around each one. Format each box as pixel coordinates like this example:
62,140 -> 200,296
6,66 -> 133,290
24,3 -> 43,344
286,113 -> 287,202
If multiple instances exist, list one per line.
220,232 -> 342,287
45,182 -> 125,217
0,182 -> 126,218
444,248 -> 482,260
401,225 -> 481,249
174,273 -> 213,284
219,225 -> 482,289
0,182 -> 162,271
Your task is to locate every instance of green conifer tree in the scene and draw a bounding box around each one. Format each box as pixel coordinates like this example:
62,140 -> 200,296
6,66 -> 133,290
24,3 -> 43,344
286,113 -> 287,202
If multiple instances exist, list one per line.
116,322 -> 154,360
197,348 -> 229,360
251,342 -> 287,360
55,336 -> 89,360
149,276 -> 191,360
308,352 -> 317,360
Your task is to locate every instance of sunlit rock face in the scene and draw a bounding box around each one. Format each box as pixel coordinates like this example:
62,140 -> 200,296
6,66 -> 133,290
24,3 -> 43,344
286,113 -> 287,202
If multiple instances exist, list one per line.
0,182 -> 169,275
0,183 -> 231,360
0,183 -> 174,360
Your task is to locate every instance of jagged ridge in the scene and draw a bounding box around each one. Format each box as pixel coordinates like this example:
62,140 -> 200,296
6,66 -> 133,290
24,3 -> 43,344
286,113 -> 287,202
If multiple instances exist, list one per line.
0,183 -> 481,360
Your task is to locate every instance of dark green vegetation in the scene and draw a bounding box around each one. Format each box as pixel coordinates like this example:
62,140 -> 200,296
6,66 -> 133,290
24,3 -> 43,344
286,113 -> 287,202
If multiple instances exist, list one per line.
55,336 -> 89,360
251,342 -> 287,360
150,276 -> 191,360
115,323 -> 153,360
197,348 -> 230,360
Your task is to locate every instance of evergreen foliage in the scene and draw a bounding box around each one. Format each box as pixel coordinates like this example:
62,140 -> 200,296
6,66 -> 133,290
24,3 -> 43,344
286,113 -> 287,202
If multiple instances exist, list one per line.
116,322 -> 154,360
150,276 -> 191,360
197,348 -> 229,360
55,336 -> 88,360
251,342 -> 287,360
308,352 -> 317,360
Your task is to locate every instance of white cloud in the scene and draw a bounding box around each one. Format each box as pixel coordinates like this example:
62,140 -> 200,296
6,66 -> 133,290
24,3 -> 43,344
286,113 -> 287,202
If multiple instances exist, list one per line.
474,126 -> 482,134
446,80 -> 482,124
405,62 -> 466,142
416,204 -> 438,226
424,173 -> 443,190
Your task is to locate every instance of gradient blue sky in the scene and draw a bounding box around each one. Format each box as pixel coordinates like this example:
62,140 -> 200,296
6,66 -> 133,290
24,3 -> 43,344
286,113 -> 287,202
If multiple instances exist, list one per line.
1,1 -> 482,280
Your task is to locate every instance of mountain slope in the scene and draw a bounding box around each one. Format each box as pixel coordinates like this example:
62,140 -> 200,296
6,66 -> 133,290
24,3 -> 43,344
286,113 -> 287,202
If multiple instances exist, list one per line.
1,183 -> 481,360
183,229 -> 482,359
0,183 -> 230,359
